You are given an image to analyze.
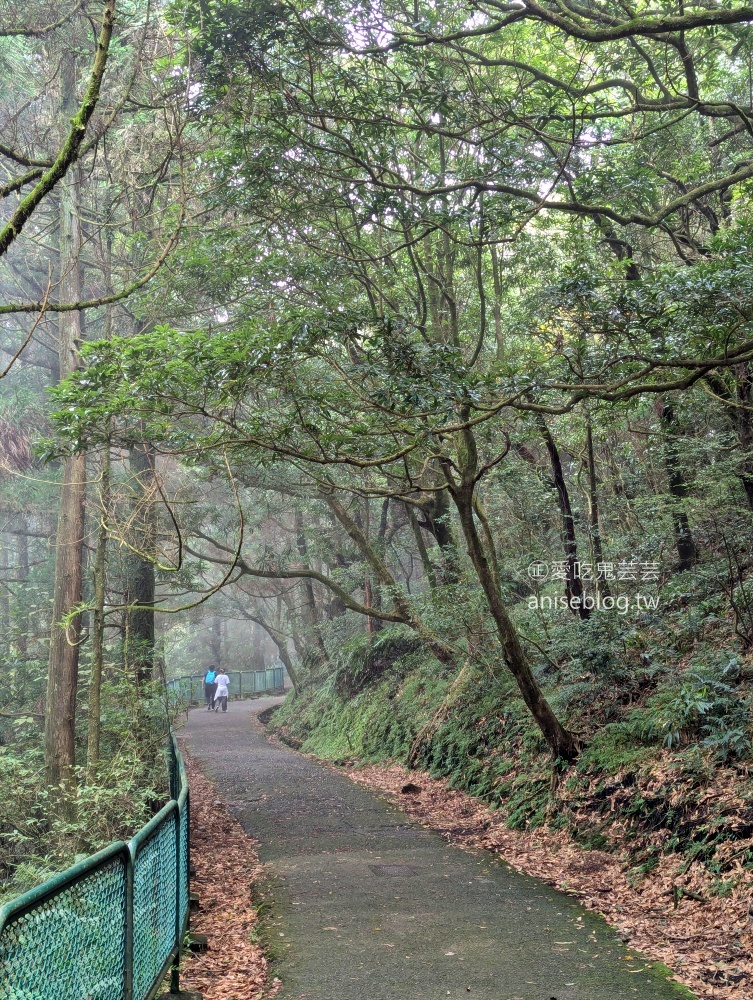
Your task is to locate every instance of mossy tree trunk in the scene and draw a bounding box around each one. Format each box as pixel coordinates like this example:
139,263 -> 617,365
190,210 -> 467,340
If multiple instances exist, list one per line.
442,421 -> 580,761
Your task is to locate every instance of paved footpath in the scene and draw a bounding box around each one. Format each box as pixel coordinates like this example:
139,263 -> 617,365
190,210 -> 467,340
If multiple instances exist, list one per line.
184,699 -> 693,1000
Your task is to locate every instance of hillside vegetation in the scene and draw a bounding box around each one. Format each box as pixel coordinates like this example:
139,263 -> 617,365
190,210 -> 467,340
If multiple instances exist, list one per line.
272,591 -> 753,889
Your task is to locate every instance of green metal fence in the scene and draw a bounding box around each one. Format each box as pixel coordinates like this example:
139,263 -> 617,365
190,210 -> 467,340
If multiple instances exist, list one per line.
0,735 -> 190,1000
167,666 -> 285,705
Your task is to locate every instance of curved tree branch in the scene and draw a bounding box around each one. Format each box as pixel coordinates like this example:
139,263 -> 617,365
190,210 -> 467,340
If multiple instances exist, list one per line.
0,0 -> 116,259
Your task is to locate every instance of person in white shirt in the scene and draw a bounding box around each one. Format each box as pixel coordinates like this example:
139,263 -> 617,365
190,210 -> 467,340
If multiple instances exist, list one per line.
214,672 -> 230,712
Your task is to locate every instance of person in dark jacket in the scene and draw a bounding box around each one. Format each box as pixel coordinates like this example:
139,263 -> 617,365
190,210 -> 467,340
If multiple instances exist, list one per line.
203,667 -> 217,711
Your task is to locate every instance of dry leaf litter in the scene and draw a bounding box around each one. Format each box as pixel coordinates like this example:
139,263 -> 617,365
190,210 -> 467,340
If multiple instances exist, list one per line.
345,761 -> 753,1000
178,753 -> 280,1000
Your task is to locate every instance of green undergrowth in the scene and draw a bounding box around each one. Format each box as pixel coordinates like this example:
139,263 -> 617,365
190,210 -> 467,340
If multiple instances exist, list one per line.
0,674 -> 172,903
272,619 -> 753,879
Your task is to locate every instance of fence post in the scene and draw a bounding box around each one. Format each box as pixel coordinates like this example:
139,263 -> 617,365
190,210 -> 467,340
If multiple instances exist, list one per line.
239,670 -> 243,699
124,846 -> 134,1000
172,762 -> 182,995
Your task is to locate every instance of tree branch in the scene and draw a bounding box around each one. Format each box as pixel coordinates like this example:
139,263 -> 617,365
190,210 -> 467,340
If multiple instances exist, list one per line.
0,0 -> 116,258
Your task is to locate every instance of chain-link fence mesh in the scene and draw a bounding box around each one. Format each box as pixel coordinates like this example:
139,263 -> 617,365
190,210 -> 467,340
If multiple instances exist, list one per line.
178,795 -> 190,931
0,735 -> 190,1000
0,849 -> 127,1000
132,811 -> 179,999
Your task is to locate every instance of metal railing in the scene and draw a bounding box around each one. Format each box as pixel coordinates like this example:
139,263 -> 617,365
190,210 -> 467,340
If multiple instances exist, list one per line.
0,735 -> 190,1000
167,666 -> 285,705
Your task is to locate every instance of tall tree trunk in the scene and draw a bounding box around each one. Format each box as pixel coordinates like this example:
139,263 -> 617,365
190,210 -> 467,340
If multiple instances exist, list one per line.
269,631 -> 298,690
243,609 -> 300,692
364,577 -> 378,634
294,506 -> 330,663
364,498 -> 386,634
0,534 -> 9,631
250,621 -> 264,670
87,442 -> 110,781
537,415 -> 590,619
45,452 -> 86,799
280,588 -> 314,675
406,502 -> 436,589
210,615 -> 222,665
45,75 -> 86,801
659,400 -> 697,571
489,242 -> 505,361
732,363 -> 753,507
123,440 -> 156,681
584,415 -> 611,599
15,519 -> 29,656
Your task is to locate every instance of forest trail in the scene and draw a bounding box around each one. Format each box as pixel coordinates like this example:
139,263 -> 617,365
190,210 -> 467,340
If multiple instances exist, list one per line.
183,700 -> 692,1000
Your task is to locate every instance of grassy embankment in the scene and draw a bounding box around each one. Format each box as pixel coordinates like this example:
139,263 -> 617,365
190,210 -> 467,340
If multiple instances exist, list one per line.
272,573 -> 753,897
